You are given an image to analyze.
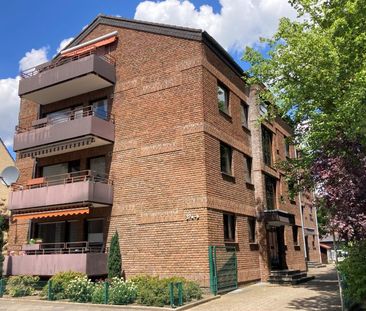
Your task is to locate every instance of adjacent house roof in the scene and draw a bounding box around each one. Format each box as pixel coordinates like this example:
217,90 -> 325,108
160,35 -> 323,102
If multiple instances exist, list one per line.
62,14 -> 245,78
0,138 -> 14,164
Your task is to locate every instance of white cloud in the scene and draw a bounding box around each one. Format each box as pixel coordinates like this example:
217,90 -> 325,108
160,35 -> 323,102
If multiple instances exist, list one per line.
0,77 -> 20,152
19,47 -> 49,72
56,37 -> 74,53
135,0 -> 297,52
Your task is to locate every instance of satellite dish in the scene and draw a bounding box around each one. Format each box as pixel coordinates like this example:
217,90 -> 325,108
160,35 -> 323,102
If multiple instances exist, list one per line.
0,166 -> 20,187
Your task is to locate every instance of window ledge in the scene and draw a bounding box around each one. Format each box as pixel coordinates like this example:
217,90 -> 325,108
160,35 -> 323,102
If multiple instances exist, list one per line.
242,125 -> 251,133
290,200 -> 297,205
245,182 -> 255,189
294,245 -> 301,251
249,243 -> 259,251
219,110 -> 233,122
221,172 -> 236,183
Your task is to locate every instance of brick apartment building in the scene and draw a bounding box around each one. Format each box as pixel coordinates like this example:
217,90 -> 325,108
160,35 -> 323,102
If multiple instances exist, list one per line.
4,15 -> 320,290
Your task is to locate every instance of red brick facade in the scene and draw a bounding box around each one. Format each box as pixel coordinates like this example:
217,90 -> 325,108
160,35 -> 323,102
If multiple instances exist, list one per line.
7,16 -> 320,286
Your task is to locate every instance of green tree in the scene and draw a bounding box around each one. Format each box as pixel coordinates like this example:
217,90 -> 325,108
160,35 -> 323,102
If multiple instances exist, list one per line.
243,0 -> 366,239
244,0 -> 366,155
108,231 -> 122,279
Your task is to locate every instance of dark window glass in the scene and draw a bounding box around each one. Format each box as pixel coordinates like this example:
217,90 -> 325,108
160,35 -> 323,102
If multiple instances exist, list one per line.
292,226 -> 299,245
220,143 -> 232,175
240,102 -> 249,127
91,99 -> 108,120
248,217 -> 256,243
244,156 -> 252,184
288,180 -> 295,202
217,83 -> 229,114
224,214 -> 236,242
265,175 -> 276,210
285,141 -> 290,158
88,156 -> 106,177
262,127 -> 273,166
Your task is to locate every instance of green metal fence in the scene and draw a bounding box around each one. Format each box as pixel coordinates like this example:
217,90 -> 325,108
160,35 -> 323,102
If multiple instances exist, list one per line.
209,245 -> 238,295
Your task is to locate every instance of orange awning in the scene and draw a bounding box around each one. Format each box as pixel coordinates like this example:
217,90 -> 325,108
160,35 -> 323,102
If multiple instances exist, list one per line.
61,36 -> 117,57
13,207 -> 90,221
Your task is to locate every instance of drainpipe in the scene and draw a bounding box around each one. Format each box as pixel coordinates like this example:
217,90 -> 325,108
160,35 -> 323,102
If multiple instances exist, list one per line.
295,149 -> 307,263
312,192 -> 322,263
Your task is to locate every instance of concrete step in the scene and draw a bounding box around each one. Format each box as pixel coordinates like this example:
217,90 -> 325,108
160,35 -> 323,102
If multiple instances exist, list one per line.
307,261 -> 326,268
268,270 -> 314,285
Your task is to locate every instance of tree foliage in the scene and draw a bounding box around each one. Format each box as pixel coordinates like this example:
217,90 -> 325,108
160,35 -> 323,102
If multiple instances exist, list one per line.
243,0 -> 366,240
108,231 -> 122,279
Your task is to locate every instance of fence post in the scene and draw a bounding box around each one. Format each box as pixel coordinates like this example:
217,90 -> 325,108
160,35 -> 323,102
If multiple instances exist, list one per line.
0,279 -> 4,298
104,281 -> 109,304
169,282 -> 175,308
177,282 -> 183,306
47,280 -> 53,301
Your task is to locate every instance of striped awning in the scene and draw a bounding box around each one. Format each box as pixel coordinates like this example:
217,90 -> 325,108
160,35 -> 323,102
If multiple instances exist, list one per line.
61,36 -> 117,57
12,207 -> 90,221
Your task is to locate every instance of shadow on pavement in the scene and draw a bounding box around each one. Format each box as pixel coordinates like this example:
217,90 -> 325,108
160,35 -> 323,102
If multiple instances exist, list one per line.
287,267 -> 342,311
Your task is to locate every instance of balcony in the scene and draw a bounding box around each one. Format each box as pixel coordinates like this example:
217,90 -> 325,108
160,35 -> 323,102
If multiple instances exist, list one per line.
18,51 -> 116,104
3,241 -> 107,276
8,170 -> 113,211
14,105 -> 114,157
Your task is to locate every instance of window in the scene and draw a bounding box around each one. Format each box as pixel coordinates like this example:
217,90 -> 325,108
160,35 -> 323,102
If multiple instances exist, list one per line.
285,138 -> 290,158
248,217 -> 256,243
88,156 -> 106,177
92,99 -> 108,120
259,101 -> 268,116
262,126 -> 273,166
87,219 -> 104,244
220,142 -> 232,175
41,161 -> 80,178
265,175 -> 276,210
217,82 -> 229,114
244,156 -> 252,184
288,180 -> 296,202
292,226 -> 299,245
224,214 -> 236,242
240,102 -> 249,128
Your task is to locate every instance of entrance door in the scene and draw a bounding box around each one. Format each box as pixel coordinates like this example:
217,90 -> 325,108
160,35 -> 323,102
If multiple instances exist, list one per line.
267,226 -> 287,270
305,236 -> 310,261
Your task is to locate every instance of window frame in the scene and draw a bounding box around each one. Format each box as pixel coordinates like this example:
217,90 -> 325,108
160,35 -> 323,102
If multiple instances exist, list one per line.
262,126 -> 273,166
220,142 -> 233,176
223,213 -> 236,242
240,101 -> 249,128
244,155 -> 253,184
248,217 -> 256,243
292,226 -> 299,246
265,175 -> 277,210
217,82 -> 230,115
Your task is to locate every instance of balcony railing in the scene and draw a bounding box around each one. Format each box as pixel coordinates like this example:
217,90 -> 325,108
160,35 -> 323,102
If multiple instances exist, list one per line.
16,105 -> 114,134
20,50 -> 116,79
12,170 -> 112,192
8,170 -> 114,210
18,50 -> 116,104
22,241 -> 105,255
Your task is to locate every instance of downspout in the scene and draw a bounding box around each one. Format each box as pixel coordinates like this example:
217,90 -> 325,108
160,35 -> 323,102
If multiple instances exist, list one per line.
312,192 -> 322,263
295,149 -> 307,262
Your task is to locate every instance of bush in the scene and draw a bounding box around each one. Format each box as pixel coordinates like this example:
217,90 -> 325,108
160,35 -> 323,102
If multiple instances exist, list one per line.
109,278 -> 137,305
130,275 -> 202,307
339,241 -> 366,304
6,275 -> 39,297
65,276 -> 94,303
41,271 -> 85,300
91,282 -> 105,304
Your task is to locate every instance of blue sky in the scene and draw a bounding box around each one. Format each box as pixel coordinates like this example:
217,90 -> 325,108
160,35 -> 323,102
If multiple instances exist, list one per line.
0,0 -> 296,158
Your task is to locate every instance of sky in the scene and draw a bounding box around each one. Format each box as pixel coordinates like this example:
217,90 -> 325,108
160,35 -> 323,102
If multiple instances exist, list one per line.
0,0 -> 297,158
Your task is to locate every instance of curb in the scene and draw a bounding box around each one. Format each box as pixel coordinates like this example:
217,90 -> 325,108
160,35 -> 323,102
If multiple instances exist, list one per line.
0,295 -> 220,310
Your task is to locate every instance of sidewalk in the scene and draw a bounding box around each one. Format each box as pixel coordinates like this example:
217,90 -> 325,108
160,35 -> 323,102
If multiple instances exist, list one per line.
191,265 -> 342,311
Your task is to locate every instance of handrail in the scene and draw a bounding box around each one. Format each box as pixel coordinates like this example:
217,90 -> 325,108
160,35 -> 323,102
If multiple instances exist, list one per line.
22,241 -> 105,255
12,170 -> 113,191
16,105 -> 115,134
20,49 -> 116,78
